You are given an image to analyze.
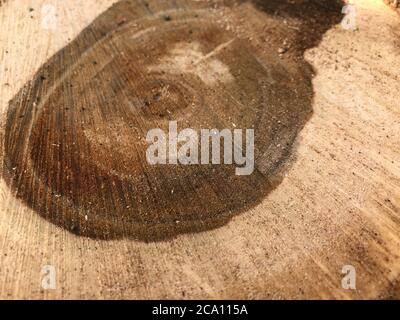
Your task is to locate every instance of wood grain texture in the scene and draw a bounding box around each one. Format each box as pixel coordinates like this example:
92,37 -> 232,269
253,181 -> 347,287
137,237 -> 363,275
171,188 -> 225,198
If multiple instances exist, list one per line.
2,0 -> 344,241
1,0 -> 304,241
0,0 -> 399,299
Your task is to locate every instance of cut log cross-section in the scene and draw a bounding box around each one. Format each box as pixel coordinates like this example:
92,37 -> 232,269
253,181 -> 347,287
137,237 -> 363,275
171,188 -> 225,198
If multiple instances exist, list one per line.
2,0 -> 344,241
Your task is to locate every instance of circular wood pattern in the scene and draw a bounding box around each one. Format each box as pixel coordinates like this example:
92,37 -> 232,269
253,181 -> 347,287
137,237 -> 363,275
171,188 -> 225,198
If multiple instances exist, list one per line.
2,0 -> 344,241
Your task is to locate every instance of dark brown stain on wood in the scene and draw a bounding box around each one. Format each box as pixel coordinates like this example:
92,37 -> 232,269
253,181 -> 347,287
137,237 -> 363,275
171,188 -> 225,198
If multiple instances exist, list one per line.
2,0 -> 344,241
385,0 -> 400,10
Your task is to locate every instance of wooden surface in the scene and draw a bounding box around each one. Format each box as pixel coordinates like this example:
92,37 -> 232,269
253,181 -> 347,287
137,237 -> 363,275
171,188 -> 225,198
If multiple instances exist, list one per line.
3,0 -> 325,241
0,0 -> 399,299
